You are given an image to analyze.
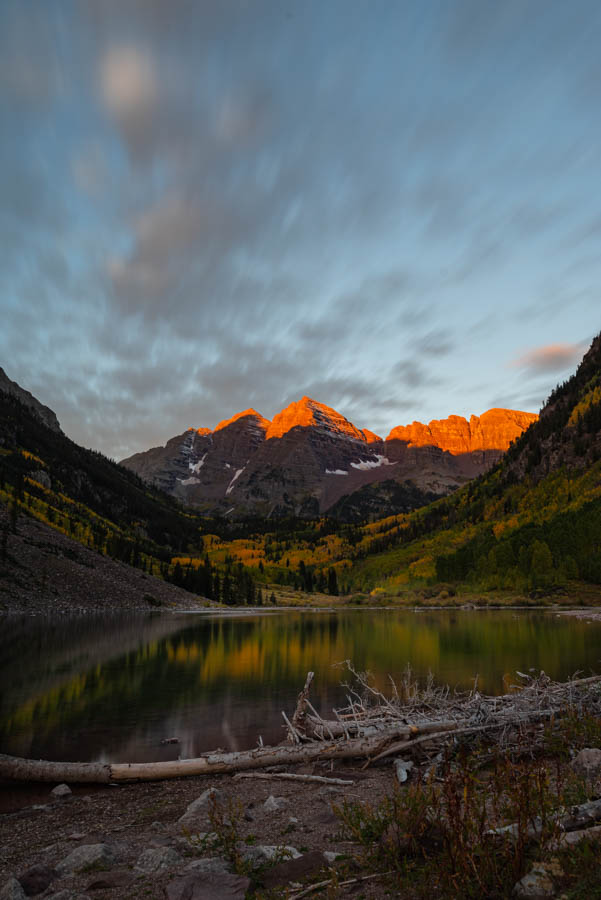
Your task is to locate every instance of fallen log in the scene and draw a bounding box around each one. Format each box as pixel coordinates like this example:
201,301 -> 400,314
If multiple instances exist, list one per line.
0,756 -> 112,784
0,727 -> 411,785
4,668 -> 600,786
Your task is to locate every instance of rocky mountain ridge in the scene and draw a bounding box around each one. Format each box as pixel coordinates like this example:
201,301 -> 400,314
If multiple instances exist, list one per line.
121,397 -> 537,518
0,367 -> 62,434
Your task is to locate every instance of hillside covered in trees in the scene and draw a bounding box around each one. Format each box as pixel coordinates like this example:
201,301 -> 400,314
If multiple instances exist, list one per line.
192,332 -> 601,599
2,333 -> 601,607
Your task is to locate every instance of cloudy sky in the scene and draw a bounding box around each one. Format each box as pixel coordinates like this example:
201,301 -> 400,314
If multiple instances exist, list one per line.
1,1 -> 600,459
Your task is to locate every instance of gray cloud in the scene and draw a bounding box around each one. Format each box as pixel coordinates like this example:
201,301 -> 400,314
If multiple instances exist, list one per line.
1,0 -> 600,459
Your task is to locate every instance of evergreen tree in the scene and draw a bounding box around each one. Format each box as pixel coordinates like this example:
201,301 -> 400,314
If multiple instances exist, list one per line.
328,567 -> 339,595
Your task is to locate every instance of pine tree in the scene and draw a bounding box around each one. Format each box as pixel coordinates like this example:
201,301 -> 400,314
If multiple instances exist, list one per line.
328,567 -> 339,595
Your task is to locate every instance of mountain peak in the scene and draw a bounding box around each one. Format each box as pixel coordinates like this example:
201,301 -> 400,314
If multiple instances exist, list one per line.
265,396 -> 366,442
214,408 -> 270,433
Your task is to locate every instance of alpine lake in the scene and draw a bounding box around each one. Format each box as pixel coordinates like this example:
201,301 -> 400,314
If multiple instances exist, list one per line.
2,607 -> 601,776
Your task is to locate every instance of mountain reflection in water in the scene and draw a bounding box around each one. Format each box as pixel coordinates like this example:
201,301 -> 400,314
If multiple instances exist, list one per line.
1,609 -> 600,765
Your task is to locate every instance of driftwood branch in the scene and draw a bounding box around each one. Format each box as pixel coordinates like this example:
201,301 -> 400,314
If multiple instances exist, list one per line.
233,772 -> 354,786
290,670 -> 314,734
289,870 -> 395,900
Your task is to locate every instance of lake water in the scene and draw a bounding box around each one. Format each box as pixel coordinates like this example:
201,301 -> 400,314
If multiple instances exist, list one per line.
1,609 -> 601,767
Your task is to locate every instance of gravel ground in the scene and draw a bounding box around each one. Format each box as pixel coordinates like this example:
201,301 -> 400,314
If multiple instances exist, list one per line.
0,761 -> 397,899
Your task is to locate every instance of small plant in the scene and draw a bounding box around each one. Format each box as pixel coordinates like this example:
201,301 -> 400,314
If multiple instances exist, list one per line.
207,793 -> 247,874
544,709 -> 601,757
334,746 -> 585,899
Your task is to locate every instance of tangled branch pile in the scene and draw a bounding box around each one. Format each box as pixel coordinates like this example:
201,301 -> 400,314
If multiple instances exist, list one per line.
3,665 -> 601,785
285,663 -> 601,770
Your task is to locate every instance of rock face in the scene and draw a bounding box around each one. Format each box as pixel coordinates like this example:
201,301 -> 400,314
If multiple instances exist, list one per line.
387,408 -> 537,455
0,367 -> 62,433
121,397 -> 537,518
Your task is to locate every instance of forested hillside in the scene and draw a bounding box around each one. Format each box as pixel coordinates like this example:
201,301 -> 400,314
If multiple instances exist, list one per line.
2,333 -> 600,606
189,333 -> 601,599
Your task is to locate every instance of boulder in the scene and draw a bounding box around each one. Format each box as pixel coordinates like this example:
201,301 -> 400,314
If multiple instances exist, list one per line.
241,845 -> 300,868
262,795 -> 288,813
164,873 -> 250,900
47,893 -> 90,900
17,864 -> 57,896
259,851 -> 326,890
513,860 -> 562,898
571,748 -> 601,780
0,878 -> 27,900
85,871 -> 135,891
56,844 -> 115,876
178,788 -> 221,828
183,859 -> 230,876
135,847 -> 181,874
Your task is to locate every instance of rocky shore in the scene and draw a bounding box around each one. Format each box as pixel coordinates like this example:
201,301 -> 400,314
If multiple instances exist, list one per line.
0,761 -> 393,900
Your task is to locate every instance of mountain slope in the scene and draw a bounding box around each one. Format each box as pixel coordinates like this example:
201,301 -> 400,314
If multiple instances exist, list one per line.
0,503 -> 200,613
0,379 -> 216,612
335,334 -> 601,593
0,367 -> 61,433
121,397 -> 537,519
197,334 -> 601,598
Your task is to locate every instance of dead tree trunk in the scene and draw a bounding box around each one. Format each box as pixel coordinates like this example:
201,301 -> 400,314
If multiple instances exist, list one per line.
0,727 -> 410,784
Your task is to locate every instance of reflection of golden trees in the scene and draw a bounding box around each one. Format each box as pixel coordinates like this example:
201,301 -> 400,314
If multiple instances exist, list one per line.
4,612 -> 601,746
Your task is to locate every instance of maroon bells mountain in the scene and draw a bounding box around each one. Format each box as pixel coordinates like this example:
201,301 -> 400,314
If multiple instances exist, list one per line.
120,397 -> 537,518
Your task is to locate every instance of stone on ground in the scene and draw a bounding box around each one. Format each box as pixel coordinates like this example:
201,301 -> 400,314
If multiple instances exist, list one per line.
0,878 -> 27,900
262,795 -> 288,813
56,843 -> 115,876
241,845 -> 301,868
135,846 -> 181,874
259,851 -> 327,890
46,892 -> 91,900
85,870 -> 135,891
183,858 -> 230,876
513,860 -> 563,898
178,788 -> 222,827
571,747 -> 601,780
50,784 -> 72,799
164,872 -> 250,900
17,864 -> 57,896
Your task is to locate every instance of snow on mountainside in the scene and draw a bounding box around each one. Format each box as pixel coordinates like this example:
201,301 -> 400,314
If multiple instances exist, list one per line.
120,398 -> 538,519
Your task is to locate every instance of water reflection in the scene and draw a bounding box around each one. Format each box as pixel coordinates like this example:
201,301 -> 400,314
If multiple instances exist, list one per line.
1,610 -> 600,764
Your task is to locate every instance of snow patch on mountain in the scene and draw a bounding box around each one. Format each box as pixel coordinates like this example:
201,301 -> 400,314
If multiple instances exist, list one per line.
226,466 -> 245,495
325,469 -> 348,475
350,455 -> 393,471
189,453 -> 207,473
